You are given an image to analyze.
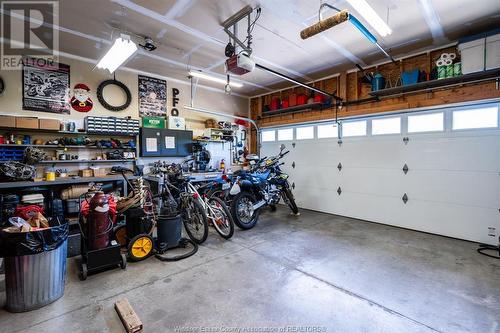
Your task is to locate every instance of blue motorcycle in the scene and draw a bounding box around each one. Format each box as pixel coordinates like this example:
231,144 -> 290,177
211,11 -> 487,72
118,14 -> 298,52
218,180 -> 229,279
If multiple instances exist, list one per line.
229,144 -> 299,230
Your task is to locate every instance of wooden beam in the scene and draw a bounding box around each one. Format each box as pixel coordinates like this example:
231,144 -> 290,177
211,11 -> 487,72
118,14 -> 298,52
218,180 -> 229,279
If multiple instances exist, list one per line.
115,299 -> 143,333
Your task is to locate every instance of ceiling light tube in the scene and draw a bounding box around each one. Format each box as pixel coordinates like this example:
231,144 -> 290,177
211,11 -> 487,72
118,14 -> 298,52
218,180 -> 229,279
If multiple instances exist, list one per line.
346,0 -> 392,37
188,70 -> 243,88
96,34 -> 138,73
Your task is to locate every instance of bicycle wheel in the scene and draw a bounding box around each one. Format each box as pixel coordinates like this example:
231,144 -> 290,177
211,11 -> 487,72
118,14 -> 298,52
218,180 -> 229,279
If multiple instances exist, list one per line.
208,197 -> 234,239
182,198 -> 208,244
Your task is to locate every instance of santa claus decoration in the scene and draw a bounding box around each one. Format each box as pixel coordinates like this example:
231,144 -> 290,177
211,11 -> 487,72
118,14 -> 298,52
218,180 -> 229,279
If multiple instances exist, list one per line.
70,83 -> 93,112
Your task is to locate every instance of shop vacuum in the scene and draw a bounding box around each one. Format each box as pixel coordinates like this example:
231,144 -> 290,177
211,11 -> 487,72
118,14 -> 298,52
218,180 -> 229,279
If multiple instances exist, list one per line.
78,189 -> 126,280
154,182 -> 198,262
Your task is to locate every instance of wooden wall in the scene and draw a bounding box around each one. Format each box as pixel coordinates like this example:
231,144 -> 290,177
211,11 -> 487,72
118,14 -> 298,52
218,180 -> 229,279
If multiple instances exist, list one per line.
249,44 -> 500,152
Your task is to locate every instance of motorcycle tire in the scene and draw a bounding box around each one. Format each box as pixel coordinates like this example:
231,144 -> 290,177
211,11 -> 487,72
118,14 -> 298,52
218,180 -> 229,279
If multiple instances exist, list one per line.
182,198 -> 209,244
282,187 -> 299,215
231,191 -> 259,230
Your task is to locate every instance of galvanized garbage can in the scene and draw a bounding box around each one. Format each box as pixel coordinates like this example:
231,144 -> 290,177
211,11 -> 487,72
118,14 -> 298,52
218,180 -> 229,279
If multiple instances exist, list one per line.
0,223 -> 68,312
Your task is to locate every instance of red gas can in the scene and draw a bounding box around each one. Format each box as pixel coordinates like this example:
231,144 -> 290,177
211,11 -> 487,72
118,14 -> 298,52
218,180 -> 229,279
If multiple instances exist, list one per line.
314,94 -> 324,103
270,97 -> 281,110
281,99 -> 289,108
297,94 -> 308,105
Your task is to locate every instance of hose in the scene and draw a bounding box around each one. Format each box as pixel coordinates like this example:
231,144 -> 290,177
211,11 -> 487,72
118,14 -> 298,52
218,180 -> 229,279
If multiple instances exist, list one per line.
477,244 -> 500,259
154,238 -> 198,261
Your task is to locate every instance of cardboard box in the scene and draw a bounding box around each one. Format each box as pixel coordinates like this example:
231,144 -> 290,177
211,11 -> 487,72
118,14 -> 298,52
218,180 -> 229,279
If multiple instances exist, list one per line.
79,169 -> 93,177
39,118 -> 61,131
92,168 -> 107,177
0,115 -> 16,128
16,117 -> 39,129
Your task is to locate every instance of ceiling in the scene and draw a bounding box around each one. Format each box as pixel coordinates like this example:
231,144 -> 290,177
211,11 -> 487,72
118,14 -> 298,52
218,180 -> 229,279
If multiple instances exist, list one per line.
8,0 -> 500,97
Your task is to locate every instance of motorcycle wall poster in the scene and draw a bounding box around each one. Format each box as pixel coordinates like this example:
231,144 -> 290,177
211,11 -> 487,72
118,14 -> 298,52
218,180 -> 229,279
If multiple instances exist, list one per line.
22,57 -> 71,114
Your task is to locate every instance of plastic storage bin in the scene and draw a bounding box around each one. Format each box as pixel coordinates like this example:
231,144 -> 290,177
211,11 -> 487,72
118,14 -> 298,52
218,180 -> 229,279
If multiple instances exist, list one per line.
486,33 -> 500,70
458,37 -> 485,74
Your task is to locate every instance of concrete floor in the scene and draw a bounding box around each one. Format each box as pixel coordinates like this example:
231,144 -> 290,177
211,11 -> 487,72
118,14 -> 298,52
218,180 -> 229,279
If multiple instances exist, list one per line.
1,206 -> 499,333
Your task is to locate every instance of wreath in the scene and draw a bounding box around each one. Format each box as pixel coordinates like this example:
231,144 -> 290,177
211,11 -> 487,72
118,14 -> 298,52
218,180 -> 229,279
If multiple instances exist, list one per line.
96,79 -> 131,111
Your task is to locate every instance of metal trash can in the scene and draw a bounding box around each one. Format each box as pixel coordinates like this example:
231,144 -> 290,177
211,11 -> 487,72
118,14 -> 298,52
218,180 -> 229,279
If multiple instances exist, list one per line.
4,240 -> 67,312
0,223 -> 68,312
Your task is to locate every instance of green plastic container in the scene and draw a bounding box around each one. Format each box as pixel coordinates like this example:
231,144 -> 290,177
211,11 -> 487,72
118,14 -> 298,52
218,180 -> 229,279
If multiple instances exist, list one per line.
454,62 -> 462,76
437,66 -> 446,79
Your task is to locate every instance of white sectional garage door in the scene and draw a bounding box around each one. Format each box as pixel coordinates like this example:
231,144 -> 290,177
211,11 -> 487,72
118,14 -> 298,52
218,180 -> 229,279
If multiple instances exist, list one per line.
260,103 -> 500,245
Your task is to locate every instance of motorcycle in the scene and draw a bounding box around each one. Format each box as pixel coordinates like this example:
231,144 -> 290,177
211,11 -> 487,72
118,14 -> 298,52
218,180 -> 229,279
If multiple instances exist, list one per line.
229,144 -> 299,230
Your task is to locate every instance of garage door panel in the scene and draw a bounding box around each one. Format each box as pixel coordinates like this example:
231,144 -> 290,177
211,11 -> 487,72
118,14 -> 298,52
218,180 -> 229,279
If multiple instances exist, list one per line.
292,165 -> 340,190
329,191 -> 401,222
337,193 -> 499,245
404,170 -> 500,208
294,186 -> 340,213
340,168 -> 405,197
404,135 -> 500,171
337,138 -> 406,168
394,200 -> 499,245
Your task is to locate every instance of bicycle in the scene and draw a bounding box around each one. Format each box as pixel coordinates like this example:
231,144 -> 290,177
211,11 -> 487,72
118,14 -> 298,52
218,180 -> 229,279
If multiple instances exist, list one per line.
192,181 -> 235,240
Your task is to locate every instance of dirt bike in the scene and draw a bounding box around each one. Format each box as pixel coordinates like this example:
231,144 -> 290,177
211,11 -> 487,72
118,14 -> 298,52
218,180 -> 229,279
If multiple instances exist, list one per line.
229,144 -> 299,230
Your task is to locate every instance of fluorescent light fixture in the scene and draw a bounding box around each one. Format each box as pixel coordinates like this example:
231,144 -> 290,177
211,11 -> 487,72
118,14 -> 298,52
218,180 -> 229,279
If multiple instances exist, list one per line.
346,0 -> 392,37
418,0 -> 445,40
189,70 -> 243,88
96,34 -> 137,73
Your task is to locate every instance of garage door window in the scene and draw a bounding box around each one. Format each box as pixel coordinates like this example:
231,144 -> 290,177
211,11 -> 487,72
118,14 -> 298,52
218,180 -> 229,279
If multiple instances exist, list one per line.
343,121 -> 367,137
261,130 -> 275,142
452,107 -> 499,130
408,112 -> 444,133
277,128 -> 294,141
317,123 -> 338,138
296,126 -> 314,140
372,117 -> 401,135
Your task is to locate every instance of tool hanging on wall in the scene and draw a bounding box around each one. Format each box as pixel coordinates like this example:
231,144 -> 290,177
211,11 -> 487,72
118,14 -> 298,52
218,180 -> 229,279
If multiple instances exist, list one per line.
300,3 -> 395,64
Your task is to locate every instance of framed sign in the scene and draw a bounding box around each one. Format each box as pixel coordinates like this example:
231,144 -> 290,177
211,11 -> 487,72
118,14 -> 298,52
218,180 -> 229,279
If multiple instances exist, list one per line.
22,58 -> 70,114
138,75 -> 167,117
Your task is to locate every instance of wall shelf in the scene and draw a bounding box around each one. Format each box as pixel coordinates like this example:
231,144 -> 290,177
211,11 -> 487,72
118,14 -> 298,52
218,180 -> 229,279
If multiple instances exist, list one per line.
0,127 -> 137,137
369,69 -> 500,98
261,102 -> 323,117
37,159 -> 135,164
194,139 -> 228,143
0,175 -> 137,190
0,144 -> 135,150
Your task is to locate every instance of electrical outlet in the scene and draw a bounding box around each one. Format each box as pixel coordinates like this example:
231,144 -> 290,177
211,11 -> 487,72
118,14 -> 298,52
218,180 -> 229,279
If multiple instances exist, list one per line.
488,227 -> 496,237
